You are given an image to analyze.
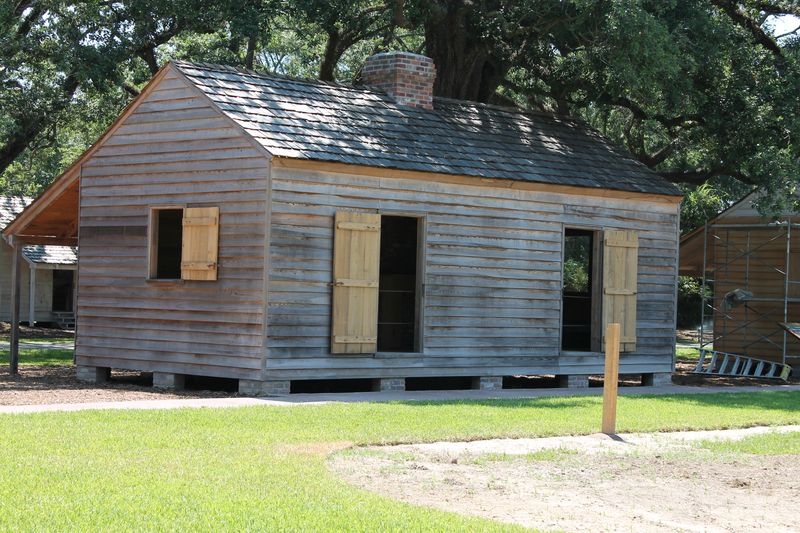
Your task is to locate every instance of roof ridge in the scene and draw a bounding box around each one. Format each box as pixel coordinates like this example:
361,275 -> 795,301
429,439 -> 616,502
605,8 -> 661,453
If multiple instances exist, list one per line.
171,60 -> 371,94
173,60 -> 590,123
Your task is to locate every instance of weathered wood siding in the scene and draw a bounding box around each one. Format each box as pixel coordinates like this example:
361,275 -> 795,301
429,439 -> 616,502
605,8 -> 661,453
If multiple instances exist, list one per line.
265,166 -> 679,380
709,224 -> 800,364
0,243 -> 58,322
74,68 -> 270,379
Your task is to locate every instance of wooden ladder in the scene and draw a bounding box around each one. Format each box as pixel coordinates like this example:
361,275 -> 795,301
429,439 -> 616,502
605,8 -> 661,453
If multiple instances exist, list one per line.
692,350 -> 792,381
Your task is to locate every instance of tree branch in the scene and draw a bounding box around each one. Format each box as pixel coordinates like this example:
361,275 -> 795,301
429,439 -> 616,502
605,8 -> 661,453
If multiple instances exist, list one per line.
711,0 -> 784,59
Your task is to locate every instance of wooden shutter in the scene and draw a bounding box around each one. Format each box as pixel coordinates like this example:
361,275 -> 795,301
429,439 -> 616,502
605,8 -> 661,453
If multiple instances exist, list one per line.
331,211 -> 381,354
181,207 -> 219,281
602,230 -> 638,352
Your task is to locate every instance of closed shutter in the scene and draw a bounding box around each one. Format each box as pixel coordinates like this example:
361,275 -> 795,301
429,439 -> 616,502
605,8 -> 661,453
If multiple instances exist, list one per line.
181,207 -> 220,281
603,230 -> 638,352
331,211 -> 381,354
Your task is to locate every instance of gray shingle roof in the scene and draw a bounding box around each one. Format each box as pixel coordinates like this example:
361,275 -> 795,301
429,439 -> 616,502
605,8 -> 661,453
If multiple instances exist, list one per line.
0,196 -> 77,266
174,61 -> 681,196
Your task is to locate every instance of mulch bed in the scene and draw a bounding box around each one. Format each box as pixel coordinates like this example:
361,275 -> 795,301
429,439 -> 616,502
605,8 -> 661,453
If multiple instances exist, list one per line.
2,339 -> 797,406
0,365 -> 239,406
0,321 -> 74,341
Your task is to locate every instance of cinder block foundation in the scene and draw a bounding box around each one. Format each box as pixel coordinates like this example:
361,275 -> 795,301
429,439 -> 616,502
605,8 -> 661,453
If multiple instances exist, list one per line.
472,376 -> 503,391
76,365 -> 110,384
153,372 -> 185,390
558,374 -> 590,389
374,378 -> 405,392
238,379 -> 290,396
642,372 -> 672,387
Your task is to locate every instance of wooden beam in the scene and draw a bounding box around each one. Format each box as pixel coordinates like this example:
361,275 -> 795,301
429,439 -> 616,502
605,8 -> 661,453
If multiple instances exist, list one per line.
272,157 -> 684,205
9,244 -> 22,375
10,235 -> 78,246
602,323 -> 621,435
28,267 -> 35,327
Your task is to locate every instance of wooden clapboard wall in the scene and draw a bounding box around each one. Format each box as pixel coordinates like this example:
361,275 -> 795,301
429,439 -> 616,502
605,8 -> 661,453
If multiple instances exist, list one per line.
0,243 -> 56,322
264,164 -> 679,380
709,225 -> 800,363
74,66 -> 270,380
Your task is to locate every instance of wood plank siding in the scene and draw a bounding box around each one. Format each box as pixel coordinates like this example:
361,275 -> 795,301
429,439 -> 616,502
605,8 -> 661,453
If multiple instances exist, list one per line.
0,243 -> 56,322
709,224 -> 800,364
264,165 -> 679,380
74,69 -> 271,379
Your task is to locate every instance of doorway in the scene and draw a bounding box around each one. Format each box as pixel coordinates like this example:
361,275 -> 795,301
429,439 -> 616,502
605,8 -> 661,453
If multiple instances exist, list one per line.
378,216 -> 420,352
561,229 -> 600,351
52,270 -> 74,312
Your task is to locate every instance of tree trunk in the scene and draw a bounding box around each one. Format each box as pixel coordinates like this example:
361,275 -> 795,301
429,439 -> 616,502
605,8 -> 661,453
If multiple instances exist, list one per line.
319,29 -> 342,81
244,35 -> 257,69
423,2 -> 505,102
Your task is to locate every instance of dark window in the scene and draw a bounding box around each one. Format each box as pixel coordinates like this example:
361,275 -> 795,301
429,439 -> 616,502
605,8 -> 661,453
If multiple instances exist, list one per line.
51,270 -> 74,312
562,229 -> 596,351
152,209 -> 183,279
378,216 -> 419,352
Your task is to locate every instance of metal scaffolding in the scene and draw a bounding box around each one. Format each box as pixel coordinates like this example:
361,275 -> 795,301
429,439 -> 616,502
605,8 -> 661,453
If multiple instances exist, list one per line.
700,220 -> 800,366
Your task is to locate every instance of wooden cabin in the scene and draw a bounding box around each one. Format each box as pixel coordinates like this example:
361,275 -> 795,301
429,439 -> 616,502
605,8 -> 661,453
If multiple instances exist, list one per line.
2,52 -> 682,394
680,192 -> 800,368
1,197 -> 77,327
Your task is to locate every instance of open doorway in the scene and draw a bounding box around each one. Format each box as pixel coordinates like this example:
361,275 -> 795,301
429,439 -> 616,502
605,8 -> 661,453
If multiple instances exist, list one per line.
52,270 -> 74,312
378,216 -> 420,352
561,228 -> 600,351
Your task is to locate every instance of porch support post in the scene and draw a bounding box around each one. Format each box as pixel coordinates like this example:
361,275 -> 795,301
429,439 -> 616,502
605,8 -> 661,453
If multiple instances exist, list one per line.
28,266 -> 35,327
9,242 -> 22,374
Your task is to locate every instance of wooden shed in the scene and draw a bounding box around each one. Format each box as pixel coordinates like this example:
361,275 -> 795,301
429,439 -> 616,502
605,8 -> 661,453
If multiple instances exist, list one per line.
1,197 -> 77,328
2,52 -> 682,394
680,192 -> 800,368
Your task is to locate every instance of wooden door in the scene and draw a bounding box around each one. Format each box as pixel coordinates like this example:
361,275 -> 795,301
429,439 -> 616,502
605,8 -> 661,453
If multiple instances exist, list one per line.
603,230 -> 638,352
331,211 -> 381,354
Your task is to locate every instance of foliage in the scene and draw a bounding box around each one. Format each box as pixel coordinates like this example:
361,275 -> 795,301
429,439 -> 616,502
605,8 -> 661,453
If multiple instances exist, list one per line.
1,1 -> 799,210
677,275 -> 710,329
0,392 -> 799,529
563,233 -> 592,293
680,179 -> 753,234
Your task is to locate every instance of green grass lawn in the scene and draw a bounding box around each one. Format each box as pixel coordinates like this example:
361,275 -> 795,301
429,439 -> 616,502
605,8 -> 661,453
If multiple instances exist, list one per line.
1,391 -> 799,531
676,345 -> 700,361
698,431 -> 800,455
0,347 -> 73,366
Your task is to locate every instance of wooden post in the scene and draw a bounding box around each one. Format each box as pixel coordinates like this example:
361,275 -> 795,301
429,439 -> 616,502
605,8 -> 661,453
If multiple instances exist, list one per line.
602,322 -> 621,435
28,266 -> 35,327
9,243 -> 22,375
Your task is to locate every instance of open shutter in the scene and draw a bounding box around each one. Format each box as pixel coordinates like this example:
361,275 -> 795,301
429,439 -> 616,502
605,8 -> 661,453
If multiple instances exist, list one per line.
181,207 -> 219,281
331,211 -> 381,354
603,230 -> 638,352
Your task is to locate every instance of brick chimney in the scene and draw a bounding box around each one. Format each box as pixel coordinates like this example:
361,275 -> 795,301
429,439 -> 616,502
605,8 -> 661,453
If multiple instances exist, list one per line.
361,51 -> 436,110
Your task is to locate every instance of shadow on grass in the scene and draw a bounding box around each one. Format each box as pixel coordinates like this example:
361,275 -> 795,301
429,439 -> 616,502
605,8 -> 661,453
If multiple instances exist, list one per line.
389,390 -> 800,412
0,348 -> 74,366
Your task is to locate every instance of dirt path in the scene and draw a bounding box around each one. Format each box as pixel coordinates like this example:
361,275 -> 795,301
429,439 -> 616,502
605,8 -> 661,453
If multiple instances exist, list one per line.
331,426 -> 800,532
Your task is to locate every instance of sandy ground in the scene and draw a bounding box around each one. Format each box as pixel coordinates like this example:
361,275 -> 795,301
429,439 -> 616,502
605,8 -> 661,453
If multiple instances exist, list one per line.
331,426 -> 800,533
0,365 -> 237,405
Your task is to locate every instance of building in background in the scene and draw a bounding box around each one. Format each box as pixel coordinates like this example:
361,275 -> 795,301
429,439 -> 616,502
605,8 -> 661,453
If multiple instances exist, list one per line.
0,197 -> 77,328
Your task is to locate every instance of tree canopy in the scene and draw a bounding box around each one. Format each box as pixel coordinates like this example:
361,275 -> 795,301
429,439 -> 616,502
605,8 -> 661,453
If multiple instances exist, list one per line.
2,0 -> 799,221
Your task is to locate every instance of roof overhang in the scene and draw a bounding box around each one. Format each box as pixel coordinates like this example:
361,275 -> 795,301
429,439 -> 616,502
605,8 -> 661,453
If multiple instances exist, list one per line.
2,63 -> 181,249
1,168 -> 79,247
